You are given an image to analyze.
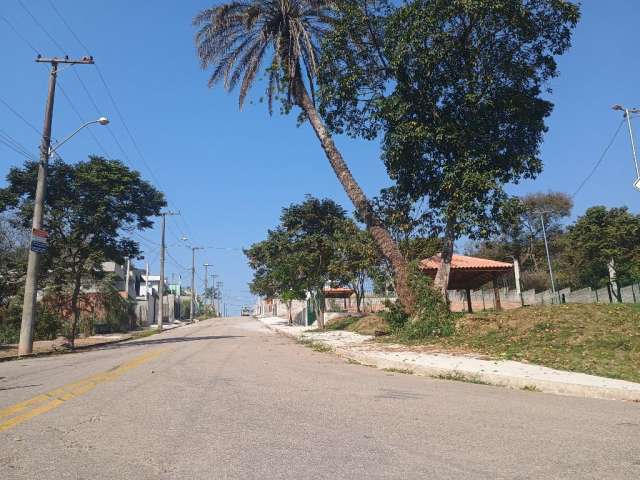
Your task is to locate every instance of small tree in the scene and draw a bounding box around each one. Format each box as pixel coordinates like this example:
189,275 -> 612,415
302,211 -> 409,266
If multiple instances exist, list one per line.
245,196 -> 347,329
330,221 -> 380,313
0,157 -> 165,346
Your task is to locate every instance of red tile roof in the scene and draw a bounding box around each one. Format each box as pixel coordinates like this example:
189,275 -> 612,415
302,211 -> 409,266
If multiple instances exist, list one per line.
323,287 -> 355,298
420,254 -> 513,271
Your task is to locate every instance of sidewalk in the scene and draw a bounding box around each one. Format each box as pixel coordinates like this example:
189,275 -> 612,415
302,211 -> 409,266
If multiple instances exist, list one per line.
259,316 -> 640,402
0,321 -> 187,361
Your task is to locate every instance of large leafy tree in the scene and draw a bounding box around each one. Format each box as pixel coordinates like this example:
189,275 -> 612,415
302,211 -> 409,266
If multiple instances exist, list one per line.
245,196 -> 347,328
320,0 -> 579,300
0,157 -> 165,345
564,206 -> 640,290
193,0 -> 415,313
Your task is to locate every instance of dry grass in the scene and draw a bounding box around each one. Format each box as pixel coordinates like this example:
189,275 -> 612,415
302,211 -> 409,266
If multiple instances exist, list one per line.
325,314 -> 391,336
415,304 -> 640,383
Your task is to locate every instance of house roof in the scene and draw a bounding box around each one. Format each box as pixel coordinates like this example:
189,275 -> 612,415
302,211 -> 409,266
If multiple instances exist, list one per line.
420,254 -> 513,290
420,254 -> 513,271
323,287 -> 354,298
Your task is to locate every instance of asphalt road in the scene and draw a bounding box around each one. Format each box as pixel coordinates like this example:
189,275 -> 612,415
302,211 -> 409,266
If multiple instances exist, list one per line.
0,317 -> 638,479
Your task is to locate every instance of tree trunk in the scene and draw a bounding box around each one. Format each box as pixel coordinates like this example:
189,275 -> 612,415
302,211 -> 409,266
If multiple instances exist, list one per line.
288,300 -> 293,326
314,290 -> 325,330
69,272 -> 82,349
433,219 -> 456,305
294,79 -> 415,314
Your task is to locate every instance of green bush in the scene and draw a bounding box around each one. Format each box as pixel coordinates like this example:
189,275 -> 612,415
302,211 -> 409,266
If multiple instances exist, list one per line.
0,296 -> 62,344
380,300 -> 409,331
384,262 -> 455,341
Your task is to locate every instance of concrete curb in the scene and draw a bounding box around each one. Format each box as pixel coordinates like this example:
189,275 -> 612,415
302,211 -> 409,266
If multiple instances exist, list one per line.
260,318 -> 640,403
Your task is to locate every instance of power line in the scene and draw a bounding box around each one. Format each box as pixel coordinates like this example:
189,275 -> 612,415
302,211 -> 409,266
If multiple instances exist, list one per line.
45,1 -> 202,246
0,96 -> 42,137
55,81 -> 112,159
17,0 -> 67,53
0,13 -> 40,55
166,251 -> 189,271
572,119 -> 625,198
0,131 -> 38,161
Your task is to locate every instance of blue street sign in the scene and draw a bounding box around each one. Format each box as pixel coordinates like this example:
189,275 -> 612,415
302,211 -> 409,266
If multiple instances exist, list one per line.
30,240 -> 48,253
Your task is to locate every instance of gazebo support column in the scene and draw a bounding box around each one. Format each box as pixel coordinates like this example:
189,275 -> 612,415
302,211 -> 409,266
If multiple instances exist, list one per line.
465,288 -> 473,313
492,277 -> 502,311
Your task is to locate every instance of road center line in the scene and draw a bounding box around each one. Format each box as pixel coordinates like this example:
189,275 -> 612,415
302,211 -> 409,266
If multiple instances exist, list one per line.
0,348 -> 166,433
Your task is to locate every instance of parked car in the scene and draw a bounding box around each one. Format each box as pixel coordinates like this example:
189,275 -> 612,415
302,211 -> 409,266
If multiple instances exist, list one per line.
240,306 -> 252,316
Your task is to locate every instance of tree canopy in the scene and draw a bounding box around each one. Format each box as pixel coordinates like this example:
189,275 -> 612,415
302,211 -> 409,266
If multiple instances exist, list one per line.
0,157 -> 166,342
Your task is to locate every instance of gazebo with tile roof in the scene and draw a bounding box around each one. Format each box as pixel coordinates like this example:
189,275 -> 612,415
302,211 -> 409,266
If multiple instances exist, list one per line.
419,254 -> 514,312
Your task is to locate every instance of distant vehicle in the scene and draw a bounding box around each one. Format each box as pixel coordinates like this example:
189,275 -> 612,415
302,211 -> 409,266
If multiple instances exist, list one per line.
240,306 -> 252,316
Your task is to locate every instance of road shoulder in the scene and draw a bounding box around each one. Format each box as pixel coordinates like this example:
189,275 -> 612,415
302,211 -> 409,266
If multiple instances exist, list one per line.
258,316 -> 640,402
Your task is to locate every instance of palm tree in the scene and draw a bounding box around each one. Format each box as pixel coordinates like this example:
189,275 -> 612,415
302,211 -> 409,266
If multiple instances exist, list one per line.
193,0 -> 414,313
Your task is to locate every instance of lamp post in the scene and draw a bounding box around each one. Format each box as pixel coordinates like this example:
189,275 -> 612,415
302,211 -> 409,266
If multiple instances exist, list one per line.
612,104 -> 640,191
18,117 -> 109,355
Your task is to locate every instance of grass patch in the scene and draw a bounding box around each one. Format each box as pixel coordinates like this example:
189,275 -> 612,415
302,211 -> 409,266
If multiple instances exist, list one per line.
521,385 -> 540,392
436,371 -> 492,386
326,316 -> 360,331
325,314 -> 391,336
382,367 -> 414,375
130,328 -> 163,340
400,304 -> 640,383
297,337 -> 333,353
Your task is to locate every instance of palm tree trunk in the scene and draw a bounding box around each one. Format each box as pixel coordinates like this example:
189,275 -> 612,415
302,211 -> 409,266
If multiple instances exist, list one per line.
294,79 -> 415,314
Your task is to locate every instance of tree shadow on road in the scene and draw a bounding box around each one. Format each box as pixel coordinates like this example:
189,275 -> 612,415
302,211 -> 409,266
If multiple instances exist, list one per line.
95,335 -> 245,351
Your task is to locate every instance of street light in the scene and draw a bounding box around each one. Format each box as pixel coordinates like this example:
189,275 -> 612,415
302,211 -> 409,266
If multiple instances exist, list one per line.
18,117 -> 109,355
612,104 -> 640,190
49,117 -> 110,155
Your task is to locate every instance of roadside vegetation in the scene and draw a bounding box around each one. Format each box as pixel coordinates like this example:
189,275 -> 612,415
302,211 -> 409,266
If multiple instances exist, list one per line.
327,304 -> 640,383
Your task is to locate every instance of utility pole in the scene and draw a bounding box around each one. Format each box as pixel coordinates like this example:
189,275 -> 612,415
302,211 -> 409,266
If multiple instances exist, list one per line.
18,55 -> 94,356
190,247 -> 204,322
157,211 -> 179,331
210,273 -> 218,315
216,281 -> 223,318
203,263 -> 211,314
124,257 -> 131,298
540,212 -> 559,304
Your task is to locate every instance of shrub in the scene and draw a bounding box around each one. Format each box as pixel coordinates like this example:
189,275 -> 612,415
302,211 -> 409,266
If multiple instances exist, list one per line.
380,300 -> 409,331
382,262 -> 456,341
0,297 -> 62,344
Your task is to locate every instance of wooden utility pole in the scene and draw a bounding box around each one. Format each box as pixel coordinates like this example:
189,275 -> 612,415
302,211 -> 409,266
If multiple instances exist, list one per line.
203,263 -> 211,314
190,247 -> 204,322
158,211 -> 179,331
19,56 -> 94,355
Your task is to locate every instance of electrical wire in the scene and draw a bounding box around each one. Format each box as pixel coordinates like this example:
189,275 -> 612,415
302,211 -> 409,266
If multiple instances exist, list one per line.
0,96 -> 42,137
0,130 -> 38,161
45,0 -> 202,246
0,12 -> 41,55
571,119 -> 625,198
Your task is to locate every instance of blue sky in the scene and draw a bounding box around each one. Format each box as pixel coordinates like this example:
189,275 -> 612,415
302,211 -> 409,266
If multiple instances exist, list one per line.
1,1 -> 639,314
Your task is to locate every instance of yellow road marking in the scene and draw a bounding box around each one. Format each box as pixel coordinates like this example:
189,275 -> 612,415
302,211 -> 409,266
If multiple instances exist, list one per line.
0,348 -> 166,433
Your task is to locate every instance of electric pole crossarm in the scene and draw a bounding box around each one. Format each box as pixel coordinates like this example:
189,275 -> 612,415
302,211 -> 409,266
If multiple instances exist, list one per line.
35,55 -> 94,65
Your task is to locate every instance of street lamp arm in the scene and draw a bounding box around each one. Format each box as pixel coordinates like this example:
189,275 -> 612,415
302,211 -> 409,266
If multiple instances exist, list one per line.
48,117 -> 109,155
